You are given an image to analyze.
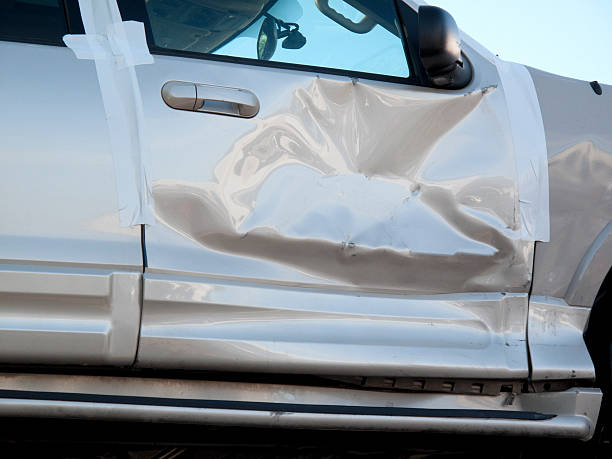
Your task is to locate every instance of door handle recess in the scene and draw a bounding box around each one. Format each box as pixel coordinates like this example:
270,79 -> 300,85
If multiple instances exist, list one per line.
161,81 -> 259,118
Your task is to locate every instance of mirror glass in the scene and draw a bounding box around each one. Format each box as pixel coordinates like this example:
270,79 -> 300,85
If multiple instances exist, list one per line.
257,16 -> 278,60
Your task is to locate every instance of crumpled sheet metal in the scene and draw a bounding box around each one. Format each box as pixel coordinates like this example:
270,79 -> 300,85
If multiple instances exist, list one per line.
427,0 -> 551,242
153,74 -> 534,294
528,296 -> 595,381
418,0 -> 551,242
63,0 -> 155,226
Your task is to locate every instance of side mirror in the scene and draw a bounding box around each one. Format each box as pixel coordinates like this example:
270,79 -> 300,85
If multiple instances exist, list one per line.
418,6 -> 471,88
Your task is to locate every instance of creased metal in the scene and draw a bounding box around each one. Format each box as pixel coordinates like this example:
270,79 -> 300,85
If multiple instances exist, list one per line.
148,62 -> 531,294
495,60 -> 550,242
528,296 -> 595,381
137,273 -> 528,378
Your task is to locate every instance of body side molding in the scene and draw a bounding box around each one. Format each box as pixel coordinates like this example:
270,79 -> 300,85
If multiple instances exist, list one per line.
0,265 -> 141,365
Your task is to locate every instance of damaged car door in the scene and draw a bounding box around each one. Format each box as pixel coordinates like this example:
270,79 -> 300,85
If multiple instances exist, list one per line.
126,0 -> 538,383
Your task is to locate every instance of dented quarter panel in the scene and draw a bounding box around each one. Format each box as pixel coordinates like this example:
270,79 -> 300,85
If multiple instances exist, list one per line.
528,296 -> 594,381
138,42 -> 534,376
528,68 -> 612,307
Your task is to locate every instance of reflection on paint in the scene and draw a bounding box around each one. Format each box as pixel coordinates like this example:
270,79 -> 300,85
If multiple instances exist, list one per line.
153,76 -> 531,294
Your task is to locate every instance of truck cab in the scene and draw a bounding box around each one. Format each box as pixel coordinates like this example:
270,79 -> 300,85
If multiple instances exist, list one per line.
0,0 -> 610,441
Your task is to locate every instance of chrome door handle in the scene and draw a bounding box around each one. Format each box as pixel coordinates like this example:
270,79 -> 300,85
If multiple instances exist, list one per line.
161,81 -> 260,118
195,84 -> 260,118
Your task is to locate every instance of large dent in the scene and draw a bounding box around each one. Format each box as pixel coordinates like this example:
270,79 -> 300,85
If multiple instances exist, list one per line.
152,75 -> 531,293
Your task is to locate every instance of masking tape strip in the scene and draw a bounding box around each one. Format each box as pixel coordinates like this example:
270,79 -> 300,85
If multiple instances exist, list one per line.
63,0 -> 155,226
459,17 -> 551,242
496,60 -> 550,242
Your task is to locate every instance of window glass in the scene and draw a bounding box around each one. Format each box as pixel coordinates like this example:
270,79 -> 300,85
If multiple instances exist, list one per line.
0,0 -> 68,45
144,0 -> 410,78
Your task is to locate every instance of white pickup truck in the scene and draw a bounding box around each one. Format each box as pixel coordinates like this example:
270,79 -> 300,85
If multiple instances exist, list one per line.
1,0 -> 611,441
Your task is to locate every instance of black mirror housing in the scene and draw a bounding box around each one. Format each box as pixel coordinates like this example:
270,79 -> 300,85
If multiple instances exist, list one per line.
418,6 -> 471,88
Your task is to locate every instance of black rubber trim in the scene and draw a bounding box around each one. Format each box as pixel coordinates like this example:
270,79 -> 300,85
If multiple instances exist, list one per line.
146,46 -> 416,87
140,224 -> 148,270
0,37 -> 65,47
590,80 -> 603,95
0,389 -> 555,421
117,0 -> 419,88
63,0 -> 84,34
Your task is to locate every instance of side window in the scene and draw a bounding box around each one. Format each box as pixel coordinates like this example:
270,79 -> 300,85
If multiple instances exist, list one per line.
0,0 -> 68,46
142,0 -> 410,79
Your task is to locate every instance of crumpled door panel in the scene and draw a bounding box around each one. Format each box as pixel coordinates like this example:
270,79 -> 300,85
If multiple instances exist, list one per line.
147,66 -> 529,294
138,52 -> 531,377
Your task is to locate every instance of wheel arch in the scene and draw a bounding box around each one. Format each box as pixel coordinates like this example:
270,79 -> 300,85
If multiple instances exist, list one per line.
566,220 -> 612,307
584,265 -> 612,388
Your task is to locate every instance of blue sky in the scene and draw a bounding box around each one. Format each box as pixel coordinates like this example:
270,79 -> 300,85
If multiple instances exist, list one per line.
431,0 -> 612,84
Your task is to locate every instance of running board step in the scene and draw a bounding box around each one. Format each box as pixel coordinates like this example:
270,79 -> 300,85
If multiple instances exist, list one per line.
0,373 -> 601,440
